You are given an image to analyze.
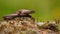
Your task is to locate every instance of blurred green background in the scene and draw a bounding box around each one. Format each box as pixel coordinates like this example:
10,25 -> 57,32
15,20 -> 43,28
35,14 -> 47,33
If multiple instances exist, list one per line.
0,0 -> 60,21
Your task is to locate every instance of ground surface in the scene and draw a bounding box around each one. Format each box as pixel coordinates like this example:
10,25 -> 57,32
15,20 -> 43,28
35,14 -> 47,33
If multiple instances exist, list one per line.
0,17 -> 59,34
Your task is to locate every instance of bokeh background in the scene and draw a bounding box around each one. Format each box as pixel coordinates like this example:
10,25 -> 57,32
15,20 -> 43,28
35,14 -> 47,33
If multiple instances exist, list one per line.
0,0 -> 60,21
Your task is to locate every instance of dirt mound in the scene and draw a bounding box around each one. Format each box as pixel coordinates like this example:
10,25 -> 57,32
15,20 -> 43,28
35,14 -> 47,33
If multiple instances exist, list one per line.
0,17 -> 59,34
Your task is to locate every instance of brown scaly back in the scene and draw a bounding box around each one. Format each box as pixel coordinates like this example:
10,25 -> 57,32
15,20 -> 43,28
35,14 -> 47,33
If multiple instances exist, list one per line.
3,14 -> 18,20
3,9 -> 35,21
16,9 -> 35,16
